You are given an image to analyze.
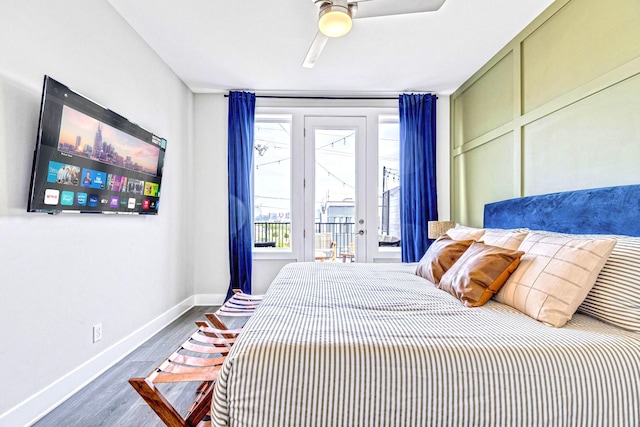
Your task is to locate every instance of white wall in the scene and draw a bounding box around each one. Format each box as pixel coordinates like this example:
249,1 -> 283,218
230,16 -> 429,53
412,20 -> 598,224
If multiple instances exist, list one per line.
436,95 -> 451,220
0,1 -> 194,425
192,94 -> 231,301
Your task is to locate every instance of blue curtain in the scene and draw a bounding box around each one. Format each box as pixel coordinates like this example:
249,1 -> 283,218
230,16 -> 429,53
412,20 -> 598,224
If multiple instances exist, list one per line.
399,93 -> 438,262
227,91 -> 256,298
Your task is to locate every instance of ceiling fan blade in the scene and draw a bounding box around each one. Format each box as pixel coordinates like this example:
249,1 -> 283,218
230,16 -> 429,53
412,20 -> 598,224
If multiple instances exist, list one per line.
353,0 -> 446,19
302,31 -> 329,68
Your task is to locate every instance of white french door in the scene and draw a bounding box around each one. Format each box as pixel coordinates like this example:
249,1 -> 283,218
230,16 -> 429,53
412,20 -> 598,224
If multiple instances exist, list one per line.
303,116 -> 370,262
252,107 -> 400,292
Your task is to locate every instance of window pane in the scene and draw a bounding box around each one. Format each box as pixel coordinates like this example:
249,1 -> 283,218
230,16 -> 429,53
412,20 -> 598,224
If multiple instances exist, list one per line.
253,118 -> 291,249
378,118 -> 401,248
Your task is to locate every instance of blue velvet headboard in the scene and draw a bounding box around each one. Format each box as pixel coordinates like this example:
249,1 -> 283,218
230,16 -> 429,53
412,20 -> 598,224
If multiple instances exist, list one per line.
483,184 -> 640,237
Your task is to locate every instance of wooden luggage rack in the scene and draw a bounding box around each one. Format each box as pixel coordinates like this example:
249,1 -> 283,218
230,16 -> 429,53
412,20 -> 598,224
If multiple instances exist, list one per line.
129,324 -> 242,427
130,291 -> 264,426
212,290 -> 263,317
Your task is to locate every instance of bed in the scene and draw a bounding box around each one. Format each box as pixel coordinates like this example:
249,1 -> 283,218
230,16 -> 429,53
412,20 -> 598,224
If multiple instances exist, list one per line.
212,184 -> 640,426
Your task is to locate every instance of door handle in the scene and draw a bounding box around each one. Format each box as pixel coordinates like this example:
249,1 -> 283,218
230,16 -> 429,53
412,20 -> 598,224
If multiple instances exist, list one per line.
357,230 -> 365,235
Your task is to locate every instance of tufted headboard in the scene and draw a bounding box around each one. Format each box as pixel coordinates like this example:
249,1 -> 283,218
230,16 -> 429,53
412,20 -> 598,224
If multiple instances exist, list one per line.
483,184 -> 640,237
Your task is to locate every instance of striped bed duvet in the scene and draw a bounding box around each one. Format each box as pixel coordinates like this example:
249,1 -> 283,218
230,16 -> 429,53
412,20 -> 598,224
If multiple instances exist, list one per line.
211,262 -> 640,426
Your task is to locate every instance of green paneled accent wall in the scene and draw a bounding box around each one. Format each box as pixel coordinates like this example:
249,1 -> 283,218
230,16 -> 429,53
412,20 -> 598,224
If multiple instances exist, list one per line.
453,52 -> 514,148
452,133 -> 515,226
451,0 -> 640,227
522,0 -> 640,113
523,74 -> 640,195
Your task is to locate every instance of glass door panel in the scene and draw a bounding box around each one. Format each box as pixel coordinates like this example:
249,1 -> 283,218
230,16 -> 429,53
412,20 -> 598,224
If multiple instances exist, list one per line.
314,128 -> 355,262
304,117 -> 367,262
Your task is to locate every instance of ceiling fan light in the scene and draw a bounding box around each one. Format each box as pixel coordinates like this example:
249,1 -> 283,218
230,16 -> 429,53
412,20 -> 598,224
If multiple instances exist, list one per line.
319,6 -> 352,38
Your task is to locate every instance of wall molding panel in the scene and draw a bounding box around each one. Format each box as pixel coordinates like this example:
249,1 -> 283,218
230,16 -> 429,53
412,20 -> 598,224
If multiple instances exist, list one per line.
450,0 -> 640,226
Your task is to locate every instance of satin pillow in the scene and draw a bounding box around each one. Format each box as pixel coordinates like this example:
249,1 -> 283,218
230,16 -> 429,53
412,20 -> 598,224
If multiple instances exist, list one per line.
438,242 -> 524,307
416,234 -> 474,284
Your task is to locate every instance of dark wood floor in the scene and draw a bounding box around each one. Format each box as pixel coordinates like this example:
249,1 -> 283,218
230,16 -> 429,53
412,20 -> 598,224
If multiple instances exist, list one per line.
34,306 -> 243,427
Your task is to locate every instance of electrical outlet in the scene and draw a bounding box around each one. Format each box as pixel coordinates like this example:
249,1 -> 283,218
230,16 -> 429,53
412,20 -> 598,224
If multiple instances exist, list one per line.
93,323 -> 102,343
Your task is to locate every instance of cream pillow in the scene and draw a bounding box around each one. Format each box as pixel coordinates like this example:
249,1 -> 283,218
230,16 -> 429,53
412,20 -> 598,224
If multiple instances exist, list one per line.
482,229 -> 529,251
498,229 -> 640,331
447,225 -> 485,242
495,232 -> 616,327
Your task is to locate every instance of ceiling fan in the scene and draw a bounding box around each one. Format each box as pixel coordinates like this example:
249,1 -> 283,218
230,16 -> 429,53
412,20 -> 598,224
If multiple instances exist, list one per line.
302,0 -> 447,68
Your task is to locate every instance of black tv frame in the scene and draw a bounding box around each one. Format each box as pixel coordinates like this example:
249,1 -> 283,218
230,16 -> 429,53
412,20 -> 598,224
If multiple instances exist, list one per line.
27,76 -> 166,215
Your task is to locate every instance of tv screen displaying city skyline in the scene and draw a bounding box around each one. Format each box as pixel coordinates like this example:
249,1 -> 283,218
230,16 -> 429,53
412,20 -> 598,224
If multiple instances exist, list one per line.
28,76 -> 167,214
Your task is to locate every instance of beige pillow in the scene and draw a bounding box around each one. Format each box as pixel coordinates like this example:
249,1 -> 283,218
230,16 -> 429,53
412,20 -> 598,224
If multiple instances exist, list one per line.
522,230 -> 640,332
447,226 -> 485,242
439,242 -> 524,307
495,232 -> 616,327
482,230 -> 529,251
416,234 -> 474,284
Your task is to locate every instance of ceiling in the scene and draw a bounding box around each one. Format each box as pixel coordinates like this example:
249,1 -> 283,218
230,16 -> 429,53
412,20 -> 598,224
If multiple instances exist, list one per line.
107,0 -> 554,95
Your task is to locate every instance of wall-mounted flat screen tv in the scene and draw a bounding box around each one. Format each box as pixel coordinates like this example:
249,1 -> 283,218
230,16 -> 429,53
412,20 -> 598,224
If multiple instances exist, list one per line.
27,76 -> 166,215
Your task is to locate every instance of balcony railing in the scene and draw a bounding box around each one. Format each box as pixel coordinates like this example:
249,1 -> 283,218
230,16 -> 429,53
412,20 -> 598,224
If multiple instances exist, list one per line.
254,222 -> 355,254
315,222 -> 355,255
254,222 -> 292,248
254,222 -> 400,253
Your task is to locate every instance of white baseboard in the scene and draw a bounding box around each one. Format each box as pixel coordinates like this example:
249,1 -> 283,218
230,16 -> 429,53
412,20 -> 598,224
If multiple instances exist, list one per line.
193,293 -> 226,306
0,296 -> 195,427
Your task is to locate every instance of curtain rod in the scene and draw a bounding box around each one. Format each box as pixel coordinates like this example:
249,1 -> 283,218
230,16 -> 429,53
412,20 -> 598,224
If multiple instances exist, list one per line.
223,94 -> 399,100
